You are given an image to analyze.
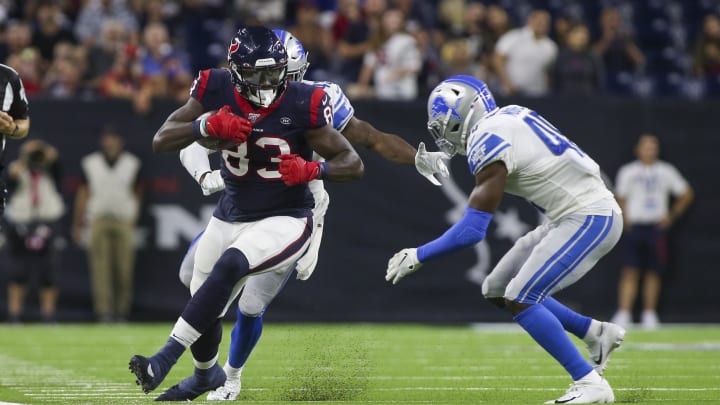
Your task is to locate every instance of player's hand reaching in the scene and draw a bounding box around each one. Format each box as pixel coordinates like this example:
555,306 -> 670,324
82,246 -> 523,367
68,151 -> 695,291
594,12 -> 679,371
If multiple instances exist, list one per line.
200,106 -> 252,144
385,248 -> 423,285
415,142 -> 450,186
199,170 -> 225,196
278,154 -> 324,185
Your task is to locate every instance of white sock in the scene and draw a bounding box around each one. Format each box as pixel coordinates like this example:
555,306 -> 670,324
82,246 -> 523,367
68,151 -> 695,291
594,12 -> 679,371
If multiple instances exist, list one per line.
583,319 -> 603,343
194,353 -> 218,370
223,361 -> 242,381
170,317 -> 202,348
576,369 -> 602,384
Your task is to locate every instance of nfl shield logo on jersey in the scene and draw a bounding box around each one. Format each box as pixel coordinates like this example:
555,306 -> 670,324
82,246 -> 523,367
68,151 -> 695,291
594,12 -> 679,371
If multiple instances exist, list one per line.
247,112 -> 261,123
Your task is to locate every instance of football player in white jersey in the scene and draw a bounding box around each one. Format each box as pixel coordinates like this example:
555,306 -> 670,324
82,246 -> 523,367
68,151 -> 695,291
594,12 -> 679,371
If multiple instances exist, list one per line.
385,75 -> 627,404
177,30 -> 450,401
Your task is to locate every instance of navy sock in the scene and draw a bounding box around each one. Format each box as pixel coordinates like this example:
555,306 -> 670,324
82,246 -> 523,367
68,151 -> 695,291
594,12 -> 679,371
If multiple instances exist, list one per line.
228,308 -> 263,369
181,248 -> 249,333
154,337 -> 186,372
191,318 -> 222,363
542,297 -> 592,339
514,304 -> 593,381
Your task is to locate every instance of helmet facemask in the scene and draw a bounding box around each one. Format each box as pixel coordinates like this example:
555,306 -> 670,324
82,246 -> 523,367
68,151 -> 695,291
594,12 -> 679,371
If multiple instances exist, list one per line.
287,60 -> 309,82
229,61 -> 288,108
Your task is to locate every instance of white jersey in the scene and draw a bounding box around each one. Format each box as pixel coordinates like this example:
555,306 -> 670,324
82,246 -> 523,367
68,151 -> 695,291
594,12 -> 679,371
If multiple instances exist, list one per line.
615,160 -> 689,224
466,105 -> 618,220
302,80 -> 354,132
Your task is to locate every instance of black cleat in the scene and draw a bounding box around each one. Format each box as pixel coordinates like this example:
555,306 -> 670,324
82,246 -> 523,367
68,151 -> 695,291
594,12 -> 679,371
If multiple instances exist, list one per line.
154,364 -> 227,402
129,355 -> 167,394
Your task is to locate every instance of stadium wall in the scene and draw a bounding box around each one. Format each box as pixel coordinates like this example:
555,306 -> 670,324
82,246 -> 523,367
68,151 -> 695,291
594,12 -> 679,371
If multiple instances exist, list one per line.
1,97 -> 718,323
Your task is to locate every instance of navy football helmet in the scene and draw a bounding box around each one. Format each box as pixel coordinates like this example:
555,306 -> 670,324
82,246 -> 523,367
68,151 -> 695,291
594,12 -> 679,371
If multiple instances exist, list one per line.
227,26 -> 288,107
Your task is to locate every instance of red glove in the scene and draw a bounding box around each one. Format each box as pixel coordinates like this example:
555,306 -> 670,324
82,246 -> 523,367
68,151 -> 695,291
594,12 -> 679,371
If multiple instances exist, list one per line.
202,105 -> 252,144
278,154 -> 324,185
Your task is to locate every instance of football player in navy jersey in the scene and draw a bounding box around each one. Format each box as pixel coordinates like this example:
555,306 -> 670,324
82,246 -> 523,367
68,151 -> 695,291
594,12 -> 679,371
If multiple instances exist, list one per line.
175,29 -> 450,401
128,26 -> 364,401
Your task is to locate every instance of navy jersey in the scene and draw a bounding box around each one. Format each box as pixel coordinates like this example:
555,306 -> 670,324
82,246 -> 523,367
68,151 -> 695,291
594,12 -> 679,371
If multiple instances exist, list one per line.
190,68 -> 332,222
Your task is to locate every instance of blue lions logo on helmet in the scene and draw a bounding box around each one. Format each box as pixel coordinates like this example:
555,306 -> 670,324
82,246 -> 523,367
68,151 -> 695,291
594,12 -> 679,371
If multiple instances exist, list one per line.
430,94 -> 463,121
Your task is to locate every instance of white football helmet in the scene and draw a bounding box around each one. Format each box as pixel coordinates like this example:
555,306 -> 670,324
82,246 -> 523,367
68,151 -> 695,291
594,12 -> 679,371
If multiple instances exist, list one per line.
427,75 -> 498,156
273,29 -> 309,82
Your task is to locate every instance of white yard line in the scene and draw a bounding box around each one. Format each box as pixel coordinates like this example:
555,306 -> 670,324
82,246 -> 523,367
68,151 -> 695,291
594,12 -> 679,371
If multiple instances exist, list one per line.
0,354 -> 145,403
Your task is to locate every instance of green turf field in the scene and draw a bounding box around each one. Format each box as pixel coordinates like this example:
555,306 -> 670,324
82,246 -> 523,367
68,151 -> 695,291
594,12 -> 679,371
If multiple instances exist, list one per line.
0,323 -> 719,404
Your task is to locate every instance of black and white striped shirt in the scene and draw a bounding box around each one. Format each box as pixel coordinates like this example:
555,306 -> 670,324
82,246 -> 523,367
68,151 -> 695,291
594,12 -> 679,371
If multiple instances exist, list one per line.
0,63 -> 29,155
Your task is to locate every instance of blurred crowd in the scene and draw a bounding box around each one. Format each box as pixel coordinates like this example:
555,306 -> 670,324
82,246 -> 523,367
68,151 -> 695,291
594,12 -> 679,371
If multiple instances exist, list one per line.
2,0 -> 720,112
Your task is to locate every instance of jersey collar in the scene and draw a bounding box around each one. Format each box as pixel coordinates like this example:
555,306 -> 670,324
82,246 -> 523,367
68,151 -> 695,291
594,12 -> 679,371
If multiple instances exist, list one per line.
232,84 -> 288,124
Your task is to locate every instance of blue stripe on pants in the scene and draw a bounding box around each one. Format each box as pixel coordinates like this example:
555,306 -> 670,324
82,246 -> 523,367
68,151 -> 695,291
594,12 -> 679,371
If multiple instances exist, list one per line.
516,216 -> 593,302
517,215 -> 610,304
540,215 -> 613,298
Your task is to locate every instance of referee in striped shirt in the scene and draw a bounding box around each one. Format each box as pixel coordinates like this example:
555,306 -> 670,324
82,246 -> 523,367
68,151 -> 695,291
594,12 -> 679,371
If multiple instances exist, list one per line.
0,63 -> 31,220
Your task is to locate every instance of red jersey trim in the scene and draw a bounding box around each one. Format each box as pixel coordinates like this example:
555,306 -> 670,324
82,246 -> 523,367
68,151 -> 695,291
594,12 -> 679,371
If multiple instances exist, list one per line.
196,70 -> 211,101
309,87 -> 325,127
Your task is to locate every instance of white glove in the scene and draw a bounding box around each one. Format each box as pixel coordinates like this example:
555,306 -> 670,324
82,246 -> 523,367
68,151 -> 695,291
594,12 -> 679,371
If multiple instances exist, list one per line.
200,170 -> 225,196
385,248 -> 423,285
415,142 -> 450,186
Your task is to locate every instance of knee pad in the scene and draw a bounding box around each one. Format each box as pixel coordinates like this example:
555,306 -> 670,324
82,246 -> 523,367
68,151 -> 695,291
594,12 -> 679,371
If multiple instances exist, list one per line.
238,290 -> 267,317
212,248 -> 249,285
482,273 -> 505,300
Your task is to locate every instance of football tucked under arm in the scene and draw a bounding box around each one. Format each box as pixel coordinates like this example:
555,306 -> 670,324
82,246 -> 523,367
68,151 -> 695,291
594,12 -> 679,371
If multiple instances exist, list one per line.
194,110 -> 242,151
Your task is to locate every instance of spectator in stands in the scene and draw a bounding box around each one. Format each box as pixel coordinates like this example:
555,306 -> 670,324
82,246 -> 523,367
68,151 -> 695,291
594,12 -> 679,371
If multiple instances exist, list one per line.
356,8 -> 422,100
6,48 -> 43,96
42,43 -> 87,98
552,23 -> 604,95
181,0 -> 227,73
74,0 -> 139,47
334,0 -> 371,84
437,1 -> 486,80
693,14 -> 720,78
394,0 -> 436,32
138,22 -> 192,103
288,0 -> 333,81
98,44 -> 154,114
481,5 -> 510,57
4,21 -> 33,64
4,140 -> 64,323
85,19 -> 129,90
611,134 -> 694,330
235,0 -> 285,26
73,126 -> 142,323
493,9 -> 557,96
30,0 -> 76,64
480,5 -> 510,90
138,0 -> 179,33
592,7 -> 644,87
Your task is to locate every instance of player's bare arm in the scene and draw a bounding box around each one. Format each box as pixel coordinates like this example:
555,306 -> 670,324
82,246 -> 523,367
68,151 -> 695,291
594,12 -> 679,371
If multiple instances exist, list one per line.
306,124 -> 364,181
467,161 -> 507,213
342,117 -> 448,185
341,117 -> 415,164
153,98 -> 205,153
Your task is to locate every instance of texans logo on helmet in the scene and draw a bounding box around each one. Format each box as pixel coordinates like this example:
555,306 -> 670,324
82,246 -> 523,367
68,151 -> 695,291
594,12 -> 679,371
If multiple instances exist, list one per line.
228,38 -> 240,57
431,94 -> 463,121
